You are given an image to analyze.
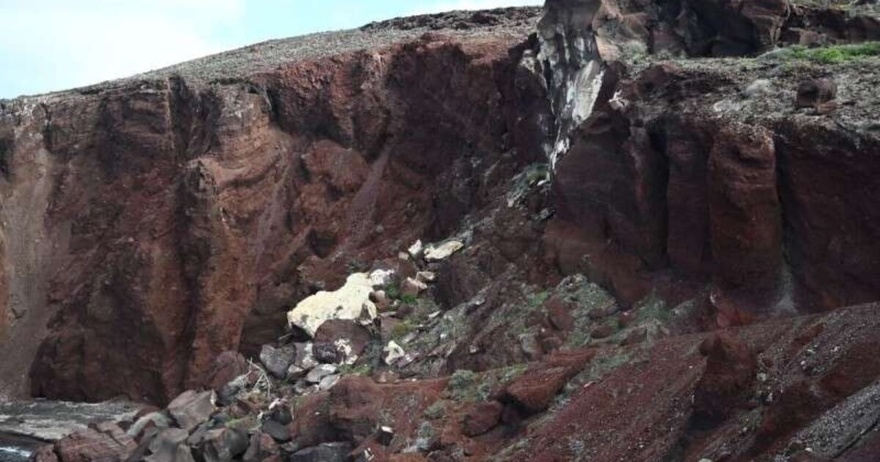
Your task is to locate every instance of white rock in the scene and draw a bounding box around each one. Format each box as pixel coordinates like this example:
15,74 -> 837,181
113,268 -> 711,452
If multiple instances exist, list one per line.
384,341 -> 406,365
319,374 -> 340,391
306,364 -> 338,384
335,339 -> 358,365
407,240 -> 424,258
368,269 -> 395,288
287,273 -> 378,337
294,342 -> 318,370
424,240 -> 464,262
416,271 -> 436,283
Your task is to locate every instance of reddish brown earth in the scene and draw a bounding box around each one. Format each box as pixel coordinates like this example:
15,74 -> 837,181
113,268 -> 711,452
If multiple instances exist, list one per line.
0,9 -> 545,404
5,1 -> 880,461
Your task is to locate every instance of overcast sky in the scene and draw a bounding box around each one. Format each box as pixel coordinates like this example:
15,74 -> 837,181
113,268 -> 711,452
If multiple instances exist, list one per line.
0,0 -> 542,99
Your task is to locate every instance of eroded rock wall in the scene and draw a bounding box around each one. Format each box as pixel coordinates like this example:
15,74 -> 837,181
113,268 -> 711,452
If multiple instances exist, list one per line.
0,14 -> 546,403
539,0 -> 880,323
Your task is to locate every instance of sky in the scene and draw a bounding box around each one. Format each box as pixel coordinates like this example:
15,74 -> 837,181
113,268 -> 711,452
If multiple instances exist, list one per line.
0,0 -> 542,99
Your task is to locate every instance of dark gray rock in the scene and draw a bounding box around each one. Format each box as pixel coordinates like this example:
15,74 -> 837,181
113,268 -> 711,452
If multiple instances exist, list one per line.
260,345 -> 297,379
289,442 -> 353,462
200,428 -> 249,462
166,390 -> 216,432
145,428 -> 194,462
261,420 -> 291,443
313,342 -> 342,364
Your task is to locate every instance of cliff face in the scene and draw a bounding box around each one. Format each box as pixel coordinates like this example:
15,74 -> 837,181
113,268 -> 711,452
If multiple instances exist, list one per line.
539,0 -> 880,324
0,9 -> 545,403
5,2 -> 880,461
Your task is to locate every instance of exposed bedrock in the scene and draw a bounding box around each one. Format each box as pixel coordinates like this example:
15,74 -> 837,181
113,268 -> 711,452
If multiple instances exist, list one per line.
539,0 -> 880,323
0,13 -> 547,403
0,0 -> 878,409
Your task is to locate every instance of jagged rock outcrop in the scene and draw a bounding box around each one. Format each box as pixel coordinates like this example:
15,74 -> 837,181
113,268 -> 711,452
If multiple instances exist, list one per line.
539,0 -> 880,323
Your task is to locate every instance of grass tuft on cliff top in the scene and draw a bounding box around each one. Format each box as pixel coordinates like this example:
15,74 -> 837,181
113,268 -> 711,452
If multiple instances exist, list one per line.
773,42 -> 880,64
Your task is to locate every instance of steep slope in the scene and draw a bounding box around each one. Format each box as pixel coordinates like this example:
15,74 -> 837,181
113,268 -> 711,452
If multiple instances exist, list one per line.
0,8 -> 545,403
5,1 -> 880,461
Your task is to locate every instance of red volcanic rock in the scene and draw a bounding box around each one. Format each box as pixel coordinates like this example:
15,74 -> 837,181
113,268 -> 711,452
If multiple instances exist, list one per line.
591,324 -> 616,340
328,376 -> 384,443
54,425 -> 136,462
31,445 -> 59,462
544,296 -> 574,331
692,333 -> 757,427
202,351 -> 249,391
0,10 -> 544,403
503,367 -> 575,414
314,320 -> 373,360
463,401 -> 504,437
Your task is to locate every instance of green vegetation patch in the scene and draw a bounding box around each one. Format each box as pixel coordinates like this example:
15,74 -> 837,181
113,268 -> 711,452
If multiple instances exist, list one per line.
771,42 -> 880,64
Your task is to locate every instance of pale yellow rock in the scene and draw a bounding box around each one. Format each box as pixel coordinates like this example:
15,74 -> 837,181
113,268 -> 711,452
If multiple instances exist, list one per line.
424,240 -> 464,262
287,273 -> 378,337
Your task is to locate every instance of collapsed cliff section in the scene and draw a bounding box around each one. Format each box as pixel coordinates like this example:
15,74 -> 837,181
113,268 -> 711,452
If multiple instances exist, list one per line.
0,8 -> 547,404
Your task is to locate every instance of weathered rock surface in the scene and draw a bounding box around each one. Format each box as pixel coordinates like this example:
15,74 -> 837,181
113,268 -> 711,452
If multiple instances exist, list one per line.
3,1 -> 880,461
286,273 -> 378,338
0,8 -> 544,403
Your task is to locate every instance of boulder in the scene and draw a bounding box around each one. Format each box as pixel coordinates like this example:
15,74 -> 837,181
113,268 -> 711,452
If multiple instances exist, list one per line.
319,374 -> 341,391
242,432 -> 280,462
315,319 -> 372,359
423,241 -> 464,262
146,428 -> 194,462
463,401 -> 504,437
407,240 -> 424,259
126,411 -> 172,441
203,351 -> 249,391
31,445 -> 59,462
260,345 -> 297,379
261,419 -> 292,443
504,366 -> 576,414
199,428 -> 249,462
287,273 -> 379,337
384,341 -> 406,365
54,425 -> 136,462
328,376 -> 384,443
796,78 -> 837,109
167,390 -> 216,432
368,269 -> 396,288
401,277 -> 428,298
545,296 -> 574,331
416,271 -> 436,284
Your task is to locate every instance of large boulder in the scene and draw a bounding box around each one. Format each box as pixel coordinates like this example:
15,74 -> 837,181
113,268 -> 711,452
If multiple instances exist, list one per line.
287,273 -> 379,338
54,425 -> 136,462
145,428 -> 194,462
167,390 -> 216,432
260,345 -> 297,379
